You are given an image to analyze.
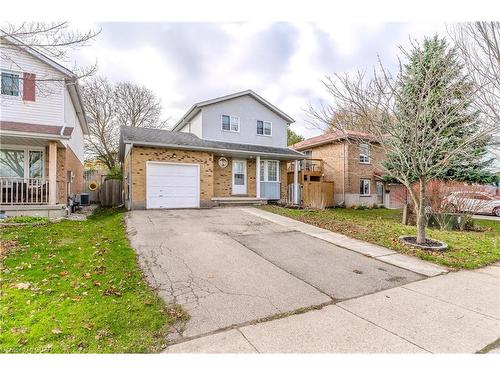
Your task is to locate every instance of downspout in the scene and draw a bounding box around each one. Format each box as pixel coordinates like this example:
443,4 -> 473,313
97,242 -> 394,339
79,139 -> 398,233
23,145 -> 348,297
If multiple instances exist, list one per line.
62,80 -> 75,136
128,143 -> 133,210
342,142 -> 346,206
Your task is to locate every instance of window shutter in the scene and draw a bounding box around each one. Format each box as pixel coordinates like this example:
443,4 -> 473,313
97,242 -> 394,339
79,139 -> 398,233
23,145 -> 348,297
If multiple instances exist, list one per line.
23,73 -> 36,101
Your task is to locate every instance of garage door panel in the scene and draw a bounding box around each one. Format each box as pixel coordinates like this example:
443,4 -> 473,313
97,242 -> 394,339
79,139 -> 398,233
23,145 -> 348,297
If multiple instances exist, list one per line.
148,196 -> 198,209
146,163 -> 200,209
148,175 -> 198,186
148,186 -> 198,196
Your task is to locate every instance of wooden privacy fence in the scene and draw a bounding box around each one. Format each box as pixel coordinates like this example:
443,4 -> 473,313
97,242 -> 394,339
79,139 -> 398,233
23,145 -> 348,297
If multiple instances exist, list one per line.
83,170 -> 106,203
287,181 -> 334,208
302,181 -> 334,209
99,179 -> 123,207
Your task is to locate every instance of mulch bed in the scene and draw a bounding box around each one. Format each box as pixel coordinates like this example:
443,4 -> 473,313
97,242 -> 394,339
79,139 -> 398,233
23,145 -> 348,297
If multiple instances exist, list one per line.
399,235 -> 448,251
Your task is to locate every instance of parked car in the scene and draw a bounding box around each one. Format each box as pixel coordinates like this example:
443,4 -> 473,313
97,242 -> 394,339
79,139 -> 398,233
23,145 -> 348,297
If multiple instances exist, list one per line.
443,191 -> 500,216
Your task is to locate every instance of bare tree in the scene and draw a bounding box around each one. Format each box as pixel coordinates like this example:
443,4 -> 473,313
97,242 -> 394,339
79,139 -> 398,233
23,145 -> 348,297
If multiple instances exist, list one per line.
81,77 -> 169,169
115,82 -> 169,129
308,36 -> 497,244
449,22 -> 500,161
1,22 -> 100,97
81,77 -> 119,169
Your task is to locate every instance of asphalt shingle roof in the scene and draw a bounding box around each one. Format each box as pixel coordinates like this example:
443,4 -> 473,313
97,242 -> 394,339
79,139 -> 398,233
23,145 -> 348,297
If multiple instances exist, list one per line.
120,126 -> 304,159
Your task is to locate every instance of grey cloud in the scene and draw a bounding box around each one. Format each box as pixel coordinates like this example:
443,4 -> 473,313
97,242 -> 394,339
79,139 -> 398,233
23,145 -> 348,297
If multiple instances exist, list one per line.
238,23 -> 299,80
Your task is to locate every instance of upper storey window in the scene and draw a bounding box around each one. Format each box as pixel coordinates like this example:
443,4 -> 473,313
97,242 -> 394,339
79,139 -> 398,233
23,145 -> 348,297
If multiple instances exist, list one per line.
257,120 -> 272,136
359,143 -> 370,164
1,71 -> 20,96
222,115 -> 240,132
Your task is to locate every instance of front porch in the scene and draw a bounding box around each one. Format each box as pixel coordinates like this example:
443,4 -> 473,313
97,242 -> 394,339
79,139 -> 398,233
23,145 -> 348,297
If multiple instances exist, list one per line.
0,139 -> 67,217
212,154 -> 293,203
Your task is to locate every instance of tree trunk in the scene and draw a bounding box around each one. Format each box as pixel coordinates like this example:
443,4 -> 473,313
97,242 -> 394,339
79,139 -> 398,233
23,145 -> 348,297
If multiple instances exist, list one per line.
416,179 -> 427,244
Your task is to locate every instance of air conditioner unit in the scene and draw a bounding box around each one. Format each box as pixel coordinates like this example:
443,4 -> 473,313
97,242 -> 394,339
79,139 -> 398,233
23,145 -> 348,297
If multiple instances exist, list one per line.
76,193 -> 90,206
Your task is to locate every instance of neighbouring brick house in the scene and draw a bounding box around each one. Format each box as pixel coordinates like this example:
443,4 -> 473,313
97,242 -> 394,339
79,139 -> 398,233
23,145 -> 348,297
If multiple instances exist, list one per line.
292,131 -> 399,208
0,31 -> 88,217
119,90 -> 304,209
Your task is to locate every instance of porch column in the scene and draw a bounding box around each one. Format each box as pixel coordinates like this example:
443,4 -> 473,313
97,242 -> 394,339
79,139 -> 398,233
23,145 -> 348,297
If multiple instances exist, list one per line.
256,155 -> 261,198
293,159 -> 299,205
48,141 -> 57,205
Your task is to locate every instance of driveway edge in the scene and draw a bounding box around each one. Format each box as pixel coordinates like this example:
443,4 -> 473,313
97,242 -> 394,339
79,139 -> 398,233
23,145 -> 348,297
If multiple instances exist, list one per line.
242,207 -> 449,277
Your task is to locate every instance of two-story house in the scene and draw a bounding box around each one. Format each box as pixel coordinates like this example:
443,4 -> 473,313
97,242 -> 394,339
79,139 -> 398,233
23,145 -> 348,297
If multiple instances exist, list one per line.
119,90 -> 304,209
0,32 -> 89,217
292,130 -> 390,207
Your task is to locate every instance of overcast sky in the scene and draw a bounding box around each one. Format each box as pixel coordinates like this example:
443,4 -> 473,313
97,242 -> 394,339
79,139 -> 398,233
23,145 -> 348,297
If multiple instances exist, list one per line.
72,22 -> 447,138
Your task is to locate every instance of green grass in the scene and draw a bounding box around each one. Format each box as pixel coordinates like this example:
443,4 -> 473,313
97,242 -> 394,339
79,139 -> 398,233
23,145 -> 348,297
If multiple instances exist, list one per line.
0,208 -> 185,353
262,206 -> 500,270
2,216 -> 49,224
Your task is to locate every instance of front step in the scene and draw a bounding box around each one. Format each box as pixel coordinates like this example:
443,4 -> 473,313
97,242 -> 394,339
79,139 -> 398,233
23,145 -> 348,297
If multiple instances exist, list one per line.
211,197 -> 268,207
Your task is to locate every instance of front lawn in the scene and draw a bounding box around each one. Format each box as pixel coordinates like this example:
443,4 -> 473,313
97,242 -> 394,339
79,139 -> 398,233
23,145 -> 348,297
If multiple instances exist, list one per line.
0,208 -> 185,353
262,206 -> 500,269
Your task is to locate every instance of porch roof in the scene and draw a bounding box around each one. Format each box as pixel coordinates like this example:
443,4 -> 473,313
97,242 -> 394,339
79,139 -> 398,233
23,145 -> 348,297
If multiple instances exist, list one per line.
120,126 -> 304,160
0,121 -> 72,147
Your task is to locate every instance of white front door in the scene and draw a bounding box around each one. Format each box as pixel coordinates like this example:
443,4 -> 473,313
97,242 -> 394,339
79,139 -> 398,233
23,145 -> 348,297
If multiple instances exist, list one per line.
232,159 -> 247,195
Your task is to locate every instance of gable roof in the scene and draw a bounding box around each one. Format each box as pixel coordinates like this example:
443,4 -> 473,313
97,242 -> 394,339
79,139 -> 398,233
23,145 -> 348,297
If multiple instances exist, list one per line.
0,30 -> 89,134
172,90 -> 295,130
292,130 -> 376,150
120,126 -> 304,160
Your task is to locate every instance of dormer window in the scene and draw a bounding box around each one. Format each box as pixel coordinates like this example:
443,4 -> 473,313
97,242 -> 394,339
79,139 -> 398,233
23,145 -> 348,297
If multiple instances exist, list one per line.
257,120 -> 272,136
222,115 -> 239,132
359,143 -> 370,164
1,71 -> 20,96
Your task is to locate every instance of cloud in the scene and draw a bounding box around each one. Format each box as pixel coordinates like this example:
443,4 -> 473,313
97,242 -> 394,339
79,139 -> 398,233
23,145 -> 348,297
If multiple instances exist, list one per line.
73,21 -> 446,137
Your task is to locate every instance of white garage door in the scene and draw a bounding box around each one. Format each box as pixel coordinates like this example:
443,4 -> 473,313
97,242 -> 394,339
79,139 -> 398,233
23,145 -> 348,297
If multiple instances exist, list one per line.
146,162 -> 200,209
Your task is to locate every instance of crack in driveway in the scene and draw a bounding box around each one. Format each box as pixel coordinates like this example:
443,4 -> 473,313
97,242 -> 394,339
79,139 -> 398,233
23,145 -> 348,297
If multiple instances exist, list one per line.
126,208 -> 420,341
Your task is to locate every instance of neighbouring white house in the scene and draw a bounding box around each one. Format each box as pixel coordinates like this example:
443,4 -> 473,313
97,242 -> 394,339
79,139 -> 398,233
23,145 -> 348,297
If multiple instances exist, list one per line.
0,31 -> 89,217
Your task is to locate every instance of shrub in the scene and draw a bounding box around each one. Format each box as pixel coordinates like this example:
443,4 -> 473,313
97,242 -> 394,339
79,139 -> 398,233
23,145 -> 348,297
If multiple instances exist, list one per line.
105,166 -> 123,181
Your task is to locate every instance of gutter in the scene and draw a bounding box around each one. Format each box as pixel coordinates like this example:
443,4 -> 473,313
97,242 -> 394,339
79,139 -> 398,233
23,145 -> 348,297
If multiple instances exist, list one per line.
0,129 -> 71,141
122,139 -> 304,160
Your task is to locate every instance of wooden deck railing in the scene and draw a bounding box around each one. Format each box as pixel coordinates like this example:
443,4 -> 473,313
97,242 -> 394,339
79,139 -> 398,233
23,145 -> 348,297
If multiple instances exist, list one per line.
287,159 -> 324,173
0,178 -> 55,205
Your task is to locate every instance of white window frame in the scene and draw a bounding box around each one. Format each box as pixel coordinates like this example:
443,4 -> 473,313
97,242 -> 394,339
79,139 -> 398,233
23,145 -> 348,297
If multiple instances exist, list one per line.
260,160 -> 280,182
359,143 -> 370,164
0,145 -> 45,179
221,114 -> 240,133
1,69 -> 22,99
360,178 -> 371,196
256,120 -> 272,136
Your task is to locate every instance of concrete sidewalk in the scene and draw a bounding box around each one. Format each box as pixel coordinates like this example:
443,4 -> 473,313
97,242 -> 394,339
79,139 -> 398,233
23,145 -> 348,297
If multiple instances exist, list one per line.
165,208 -> 498,353
166,263 -> 500,353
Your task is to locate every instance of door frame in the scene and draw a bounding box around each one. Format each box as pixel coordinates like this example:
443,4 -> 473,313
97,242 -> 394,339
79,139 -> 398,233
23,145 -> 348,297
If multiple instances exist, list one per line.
376,181 -> 384,205
231,159 -> 247,195
145,161 -> 200,209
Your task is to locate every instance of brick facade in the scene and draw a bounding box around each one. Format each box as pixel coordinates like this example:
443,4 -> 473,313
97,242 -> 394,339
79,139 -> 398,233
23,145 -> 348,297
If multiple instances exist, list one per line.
129,146 -> 214,209
305,140 -> 386,207
43,144 -> 84,204
213,156 -> 257,197
126,146 -> 289,209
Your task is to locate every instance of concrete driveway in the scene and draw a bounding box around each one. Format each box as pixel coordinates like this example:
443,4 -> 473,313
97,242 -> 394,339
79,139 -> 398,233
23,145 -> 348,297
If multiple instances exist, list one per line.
126,207 -> 423,340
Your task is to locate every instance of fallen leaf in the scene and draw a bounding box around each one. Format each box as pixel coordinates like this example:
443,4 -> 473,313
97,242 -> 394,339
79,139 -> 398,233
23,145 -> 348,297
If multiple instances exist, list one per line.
52,328 -> 62,334
60,271 -> 68,277
103,287 -> 122,297
15,282 -> 31,290
83,272 -> 91,279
